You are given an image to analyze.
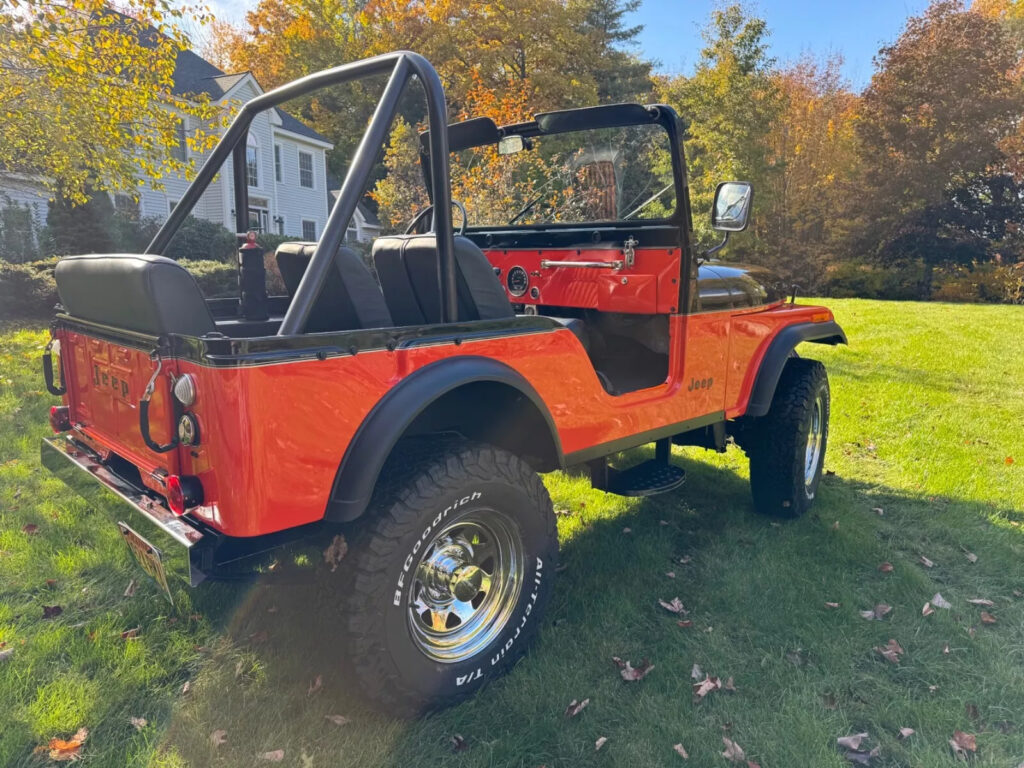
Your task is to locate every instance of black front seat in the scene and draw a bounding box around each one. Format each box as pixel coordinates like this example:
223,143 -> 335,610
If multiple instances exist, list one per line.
371,234 -> 514,326
276,242 -> 393,332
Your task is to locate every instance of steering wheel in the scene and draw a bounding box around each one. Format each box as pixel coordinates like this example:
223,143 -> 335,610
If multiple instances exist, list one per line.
405,200 -> 468,236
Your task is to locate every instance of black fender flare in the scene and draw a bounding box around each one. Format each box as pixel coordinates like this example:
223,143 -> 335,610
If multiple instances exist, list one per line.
324,356 -> 563,522
745,321 -> 847,418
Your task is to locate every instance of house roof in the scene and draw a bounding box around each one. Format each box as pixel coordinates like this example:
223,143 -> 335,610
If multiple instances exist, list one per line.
172,49 -> 330,145
325,170 -> 382,227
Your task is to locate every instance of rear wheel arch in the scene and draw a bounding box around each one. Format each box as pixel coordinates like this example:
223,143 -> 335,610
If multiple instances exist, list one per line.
325,356 -> 562,523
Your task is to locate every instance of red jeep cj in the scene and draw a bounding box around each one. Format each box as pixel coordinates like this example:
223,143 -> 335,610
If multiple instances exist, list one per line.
41,52 -> 845,714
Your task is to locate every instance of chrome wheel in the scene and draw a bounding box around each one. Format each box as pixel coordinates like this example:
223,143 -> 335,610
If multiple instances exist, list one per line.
804,393 -> 824,488
407,510 -> 523,663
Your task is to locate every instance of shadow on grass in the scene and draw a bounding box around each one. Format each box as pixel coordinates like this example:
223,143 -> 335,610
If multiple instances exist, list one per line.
157,451 -> 1024,767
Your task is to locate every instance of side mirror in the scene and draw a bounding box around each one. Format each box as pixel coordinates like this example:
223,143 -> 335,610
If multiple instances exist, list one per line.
711,181 -> 753,232
497,135 -> 526,155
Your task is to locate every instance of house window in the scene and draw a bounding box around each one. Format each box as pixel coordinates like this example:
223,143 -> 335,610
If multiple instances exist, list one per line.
113,194 -> 139,222
274,144 -> 282,183
346,226 -> 358,242
172,119 -> 187,162
298,151 -> 314,188
301,219 -> 317,240
246,134 -> 259,188
248,207 -> 269,233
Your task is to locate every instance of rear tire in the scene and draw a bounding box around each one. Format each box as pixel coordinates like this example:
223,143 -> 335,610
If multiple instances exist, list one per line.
330,440 -> 557,716
746,358 -> 830,518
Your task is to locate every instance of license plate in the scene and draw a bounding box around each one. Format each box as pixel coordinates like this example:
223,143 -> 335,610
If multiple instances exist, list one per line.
117,522 -> 173,603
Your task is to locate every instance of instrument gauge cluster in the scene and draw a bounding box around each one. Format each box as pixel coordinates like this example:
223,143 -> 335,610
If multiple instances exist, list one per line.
506,266 -> 530,297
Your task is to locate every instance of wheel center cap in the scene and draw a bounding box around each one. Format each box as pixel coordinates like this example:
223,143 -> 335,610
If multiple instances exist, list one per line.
450,564 -> 483,602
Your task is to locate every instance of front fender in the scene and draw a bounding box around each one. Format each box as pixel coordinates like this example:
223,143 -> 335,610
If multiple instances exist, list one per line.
324,356 -> 562,522
745,321 -> 846,418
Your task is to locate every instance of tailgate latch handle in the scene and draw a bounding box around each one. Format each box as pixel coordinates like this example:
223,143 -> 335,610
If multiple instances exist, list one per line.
42,338 -> 66,396
139,350 -> 179,454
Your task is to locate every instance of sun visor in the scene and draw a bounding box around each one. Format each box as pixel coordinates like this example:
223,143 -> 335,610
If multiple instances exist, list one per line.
535,104 -> 655,134
420,117 -> 500,154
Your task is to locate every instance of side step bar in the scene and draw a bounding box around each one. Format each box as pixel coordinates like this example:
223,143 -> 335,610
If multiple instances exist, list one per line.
588,438 -> 686,497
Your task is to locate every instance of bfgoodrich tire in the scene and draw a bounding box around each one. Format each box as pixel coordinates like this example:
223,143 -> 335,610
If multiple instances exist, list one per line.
747,358 -> 830,518
336,440 -> 557,716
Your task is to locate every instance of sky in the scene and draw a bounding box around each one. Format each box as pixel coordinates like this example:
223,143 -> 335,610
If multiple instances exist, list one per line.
203,0 -> 933,93
628,0 -> 933,90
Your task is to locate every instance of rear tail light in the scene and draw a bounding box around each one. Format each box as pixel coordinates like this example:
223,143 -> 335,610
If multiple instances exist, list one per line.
49,406 -> 71,433
165,475 -> 203,516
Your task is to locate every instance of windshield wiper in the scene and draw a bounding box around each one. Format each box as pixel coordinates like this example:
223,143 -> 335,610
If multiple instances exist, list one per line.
507,193 -> 544,225
622,182 -> 674,221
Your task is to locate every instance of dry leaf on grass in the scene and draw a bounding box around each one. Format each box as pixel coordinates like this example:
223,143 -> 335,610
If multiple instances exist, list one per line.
622,527 -> 632,534
124,579 -> 137,597
121,626 -> 140,640
42,605 -> 62,619
564,698 -> 590,718
831,520 -> 840,531
0,648 -> 12,663
967,598 -> 994,607
898,727 -> 914,739
825,602 -> 841,608
922,602 -> 935,616
980,611 -> 997,624
612,656 -> 654,681
872,507 -> 884,515
1005,456 -> 1015,465
259,750 -> 285,762
210,730 -> 227,747
22,523 -> 39,535
919,555 -> 935,568
307,675 -> 323,696
450,734 -> 468,752
41,727 -> 89,762
554,507 -> 572,516
595,736 -> 608,751
658,597 -> 687,614
878,562 -> 894,573
323,534 -> 348,572
724,677 -> 737,692
860,604 -> 891,620
693,675 -> 722,700
673,743 -> 689,759
324,715 -> 350,726
677,619 -> 693,628
949,730 -> 977,759
874,639 -> 904,663
690,663 -> 703,680
129,717 -> 147,730
962,549 -> 978,564
665,571 -> 676,579
837,733 -> 869,751
676,555 -> 693,564
181,681 -> 191,695
721,737 -> 746,762
931,593 -> 953,609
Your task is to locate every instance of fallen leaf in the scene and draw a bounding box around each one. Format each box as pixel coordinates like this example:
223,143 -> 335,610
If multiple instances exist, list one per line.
554,507 -> 572,516
46,727 -> 88,761
677,619 -> 693,628
659,519 -> 669,526
980,611 -> 997,624
324,714 -> 350,726
825,602 -> 841,608
967,598 -> 994,607
595,736 -> 608,751
922,602 -> 935,616
859,609 -> 875,620
42,605 -> 62,619
919,555 -> 935,568
181,681 -> 191,695
676,555 -> 693,564
0,648 -> 12,663
658,597 -> 687,615
564,698 -> 590,718
837,733 -> 869,751
673,742 -> 689,759
665,571 -> 676,579
693,675 -> 722,700
721,737 -> 746,762
878,562 -> 894,573
211,730 -> 227,747
450,734 -> 468,752
831,520 -> 840,531
949,730 -> 976,759
874,639 -> 904,663
943,643 -> 950,654
724,676 -> 737,692
323,534 -> 348,572
843,747 -> 880,765
932,592 -> 953,609
872,507 -> 884,515
622,527 -> 632,534
124,579 -> 137,597
1006,456 -> 1015,465
861,604 -> 891,620
121,626 -> 140,640
612,656 -> 654,681
259,750 -> 285,762
690,663 -> 703,680
22,523 -> 38,535
129,716 -> 147,730
45,579 -> 57,588
963,549 -> 978,564
307,675 -> 323,696
898,727 -> 914,739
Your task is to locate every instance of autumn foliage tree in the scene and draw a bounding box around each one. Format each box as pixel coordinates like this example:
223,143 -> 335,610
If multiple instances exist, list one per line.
0,0 -> 221,204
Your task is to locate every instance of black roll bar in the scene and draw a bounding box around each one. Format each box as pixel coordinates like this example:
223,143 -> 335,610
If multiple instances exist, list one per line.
145,51 -> 458,331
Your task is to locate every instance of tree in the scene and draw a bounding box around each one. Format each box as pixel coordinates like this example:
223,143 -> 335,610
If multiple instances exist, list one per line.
574,0 -> 652,103
0,1 -> 222,204
853,0 -> 1022,292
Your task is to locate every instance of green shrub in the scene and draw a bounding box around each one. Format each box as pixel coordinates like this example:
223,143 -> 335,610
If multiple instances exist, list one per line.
0,198 -> 42,263
178,259 -> 238,298
0,259 -> 59,321
823,261 -> 923,300
164,216 -> 238,262
932,262 -> 1024,304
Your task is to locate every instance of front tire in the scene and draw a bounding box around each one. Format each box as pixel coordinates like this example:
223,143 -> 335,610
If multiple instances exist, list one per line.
336,440 -> 557,716
747,358 -> 830,518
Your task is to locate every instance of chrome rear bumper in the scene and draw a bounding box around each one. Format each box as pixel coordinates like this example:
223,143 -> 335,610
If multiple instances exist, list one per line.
40,435 -> 209,588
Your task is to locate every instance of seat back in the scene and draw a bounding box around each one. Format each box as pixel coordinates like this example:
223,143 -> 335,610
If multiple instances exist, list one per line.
371,234 -> 513,326
54,253 -> 216,337
276,242 -> 393,332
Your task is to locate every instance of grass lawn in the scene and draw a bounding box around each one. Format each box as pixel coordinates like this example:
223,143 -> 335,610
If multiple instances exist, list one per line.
1,298 -> 1023,767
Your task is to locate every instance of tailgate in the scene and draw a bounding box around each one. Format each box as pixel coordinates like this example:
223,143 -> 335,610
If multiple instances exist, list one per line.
62,327 -> 180,474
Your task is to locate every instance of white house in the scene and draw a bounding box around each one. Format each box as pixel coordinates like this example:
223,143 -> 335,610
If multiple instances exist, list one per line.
0,47 -> 334,243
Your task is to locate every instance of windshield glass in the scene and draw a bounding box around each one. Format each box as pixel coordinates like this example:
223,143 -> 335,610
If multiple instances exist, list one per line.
450,122 -> 676,228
